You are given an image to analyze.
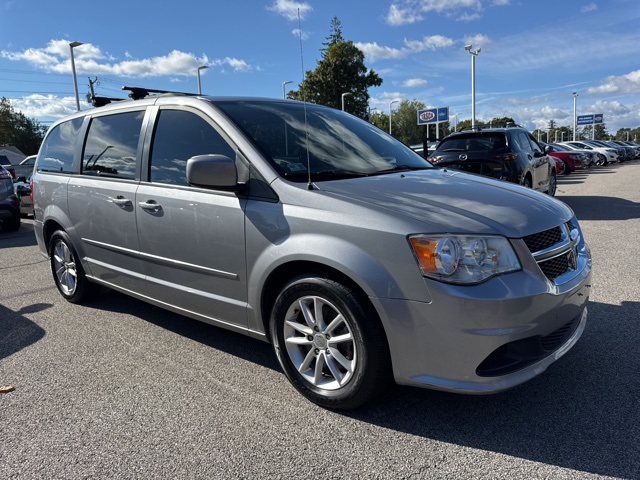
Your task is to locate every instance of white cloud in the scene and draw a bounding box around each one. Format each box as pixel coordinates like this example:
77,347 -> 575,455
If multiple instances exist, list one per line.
587,70 -> 640,95
356,35 -> 454,62
386,0 -> 487,26
403,78 -> 428,88
9,94 -> 77,119
266,0 -> 312,21
354,42 -> 406,62
580,2 -> 597,13
0,40 -> 255,77
462,34 -> 492,49
386,4 -> 423,26
292,28 -> 310,41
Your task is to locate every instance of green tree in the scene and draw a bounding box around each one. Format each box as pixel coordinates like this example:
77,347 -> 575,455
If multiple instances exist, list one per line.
288,19 -> 382,119
389,100 -> 427,145
0,97 -> 46,154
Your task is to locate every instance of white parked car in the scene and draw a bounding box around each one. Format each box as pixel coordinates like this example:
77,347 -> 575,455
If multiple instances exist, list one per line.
559,141 -> 618,165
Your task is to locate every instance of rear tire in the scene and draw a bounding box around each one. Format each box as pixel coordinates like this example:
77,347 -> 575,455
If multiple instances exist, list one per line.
270,276 -> 391,410
49,230 -> 101,303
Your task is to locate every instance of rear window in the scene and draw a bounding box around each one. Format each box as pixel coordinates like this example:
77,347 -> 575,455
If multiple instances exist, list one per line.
38,117 -> 83,173
438,134 -> 507,152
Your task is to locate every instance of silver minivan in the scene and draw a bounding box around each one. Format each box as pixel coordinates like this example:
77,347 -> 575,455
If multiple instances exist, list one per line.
32,92 -> 592,409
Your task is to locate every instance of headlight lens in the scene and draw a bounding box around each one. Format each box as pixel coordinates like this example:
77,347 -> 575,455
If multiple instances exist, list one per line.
408,234 -> 521,284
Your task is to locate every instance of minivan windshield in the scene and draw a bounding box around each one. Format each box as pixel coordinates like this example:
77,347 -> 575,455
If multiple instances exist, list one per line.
216,100 -> 432,181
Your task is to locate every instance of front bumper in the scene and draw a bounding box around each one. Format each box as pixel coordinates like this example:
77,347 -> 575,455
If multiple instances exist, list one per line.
371,263 -> 592,394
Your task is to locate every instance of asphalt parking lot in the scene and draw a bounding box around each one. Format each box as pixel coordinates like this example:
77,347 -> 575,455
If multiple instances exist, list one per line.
1,161 -> 639,479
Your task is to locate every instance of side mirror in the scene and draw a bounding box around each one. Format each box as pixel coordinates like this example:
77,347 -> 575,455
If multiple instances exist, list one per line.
186,154 -> 239,190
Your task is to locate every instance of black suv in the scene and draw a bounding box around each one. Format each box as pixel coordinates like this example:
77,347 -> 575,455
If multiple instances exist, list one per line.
427,127 -> 556,196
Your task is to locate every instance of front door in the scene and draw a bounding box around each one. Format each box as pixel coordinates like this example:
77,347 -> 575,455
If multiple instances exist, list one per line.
135,107 -> 248,329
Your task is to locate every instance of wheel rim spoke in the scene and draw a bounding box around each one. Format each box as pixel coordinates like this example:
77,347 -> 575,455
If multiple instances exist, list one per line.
283,294 -> 357,391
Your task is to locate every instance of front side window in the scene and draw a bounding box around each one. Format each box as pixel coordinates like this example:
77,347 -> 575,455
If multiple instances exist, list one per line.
82,111 -> 144,179
217,100 -> 431,182
38,117 -> 83,173
149,109 -> 235,186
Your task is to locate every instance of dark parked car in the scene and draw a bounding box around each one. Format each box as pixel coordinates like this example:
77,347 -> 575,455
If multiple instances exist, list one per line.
0,155 -> 16,179
14,174 -> 33,215
427,126 -> 556,195
0,165 -> 21,231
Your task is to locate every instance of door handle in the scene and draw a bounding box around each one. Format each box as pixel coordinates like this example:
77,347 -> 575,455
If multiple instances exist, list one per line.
110,196 -> 132,207
138,200 -> 163,212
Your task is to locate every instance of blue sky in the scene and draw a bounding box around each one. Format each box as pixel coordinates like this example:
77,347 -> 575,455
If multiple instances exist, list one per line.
1,0 -> 640,135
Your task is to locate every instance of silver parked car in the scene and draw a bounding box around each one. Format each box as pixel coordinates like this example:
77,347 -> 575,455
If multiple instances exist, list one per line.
32,91 -> 592,409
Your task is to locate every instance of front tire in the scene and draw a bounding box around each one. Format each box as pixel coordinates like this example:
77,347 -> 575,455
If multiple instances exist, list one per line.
270,276 -> 390,410
546,170 -> 557,196
49,230 -> 101,303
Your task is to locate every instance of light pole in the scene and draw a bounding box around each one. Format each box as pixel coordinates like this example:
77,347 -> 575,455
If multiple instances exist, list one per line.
465,44 -> 481,128
282,80 -> 293,99
197,66 -> 209,94
452,113 -> 459,132
389,100 -> 399,135
341,92 -> 352,111
572,92 -> 578,141
69,41 -> 83,111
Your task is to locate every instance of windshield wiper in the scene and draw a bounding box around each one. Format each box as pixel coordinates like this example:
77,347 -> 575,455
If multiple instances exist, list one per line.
372,165 -> 432,175
284,169 -> 367,180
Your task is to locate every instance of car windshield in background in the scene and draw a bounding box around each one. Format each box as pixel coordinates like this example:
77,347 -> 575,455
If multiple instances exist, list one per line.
216,100 -> 432,181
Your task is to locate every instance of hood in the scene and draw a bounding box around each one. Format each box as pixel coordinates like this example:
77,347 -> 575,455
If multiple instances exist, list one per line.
315,169 -> 573,238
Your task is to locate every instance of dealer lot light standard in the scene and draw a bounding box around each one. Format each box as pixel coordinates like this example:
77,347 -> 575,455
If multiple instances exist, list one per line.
573,92 -> 578,141
465,44 -> 481,128
69,41 -> 83,111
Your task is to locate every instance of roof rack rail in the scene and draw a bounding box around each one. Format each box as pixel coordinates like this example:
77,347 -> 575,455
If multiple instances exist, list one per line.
121,86 -> 199,100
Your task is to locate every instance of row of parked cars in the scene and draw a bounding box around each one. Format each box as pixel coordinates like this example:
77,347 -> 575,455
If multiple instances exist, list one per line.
422,125 -> 638,197
0,155 -> 35,231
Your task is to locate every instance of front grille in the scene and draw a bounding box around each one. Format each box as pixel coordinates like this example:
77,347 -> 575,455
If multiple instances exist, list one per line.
538,253 -> 570,280
522,224 -> 576,282
522,226 -> 562,252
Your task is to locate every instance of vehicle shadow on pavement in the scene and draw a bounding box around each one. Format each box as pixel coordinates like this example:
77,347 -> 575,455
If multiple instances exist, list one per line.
0,222 -> 37,247
559,195 -> 640,221
349,299 -> 640,479
0,303 -> 48,361
86,290 -> 279,371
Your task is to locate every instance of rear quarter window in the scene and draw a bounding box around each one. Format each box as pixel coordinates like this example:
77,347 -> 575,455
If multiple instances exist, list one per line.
38,117 -> 83,173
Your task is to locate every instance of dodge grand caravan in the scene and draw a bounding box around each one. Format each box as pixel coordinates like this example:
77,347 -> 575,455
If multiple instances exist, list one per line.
32,90 -> 592,409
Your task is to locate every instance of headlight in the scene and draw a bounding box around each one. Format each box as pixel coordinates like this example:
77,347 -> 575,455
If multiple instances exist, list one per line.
408,234 -> 521,285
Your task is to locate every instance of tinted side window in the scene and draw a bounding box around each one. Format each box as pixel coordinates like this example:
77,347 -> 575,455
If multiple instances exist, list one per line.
83,111 -> 144,179
38,117 -> 83,173
515,132 -> 533,152
149,109 -> 235,186
527,134 -> 543,154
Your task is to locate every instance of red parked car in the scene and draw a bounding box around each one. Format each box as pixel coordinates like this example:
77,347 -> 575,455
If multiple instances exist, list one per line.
543,143 -> 586,174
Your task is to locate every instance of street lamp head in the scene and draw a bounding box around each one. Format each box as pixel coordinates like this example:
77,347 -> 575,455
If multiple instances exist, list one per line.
69,41 -> 84,48
198,65 -> 209,71
573,91 -> 578,96
465,44 -> 472,51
